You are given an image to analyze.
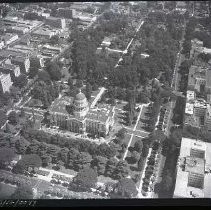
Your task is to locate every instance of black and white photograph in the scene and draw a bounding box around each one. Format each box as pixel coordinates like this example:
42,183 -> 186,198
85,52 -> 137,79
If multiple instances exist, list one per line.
0,1 -> 211,206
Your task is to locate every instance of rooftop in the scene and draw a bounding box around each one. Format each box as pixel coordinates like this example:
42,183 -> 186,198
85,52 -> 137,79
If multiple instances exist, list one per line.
184,115 -> 200,128
187,90 -> 195,102
0,49 -> 27,58
174,137 -> 211,198
188,65 -> 206,87
1,33 -> 18,41
0,63 -> 19,71
185,102 -> 194,115
0,72 -> 10,79
49,96 -> 73,115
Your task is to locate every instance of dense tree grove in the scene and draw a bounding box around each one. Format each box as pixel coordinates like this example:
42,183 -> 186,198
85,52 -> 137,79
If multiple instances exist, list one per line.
10,184 -> 34,199
12,154 -> 42,174
0,110 -> 7,128
68,7 -> 182,103
112,178 -> 138,198
30,81 -> 59,108
0,148 -> 16,168
71,167 -> 98,191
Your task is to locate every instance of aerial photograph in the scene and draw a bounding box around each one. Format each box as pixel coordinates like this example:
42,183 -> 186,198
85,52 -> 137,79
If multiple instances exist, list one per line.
0,1 -> 211,206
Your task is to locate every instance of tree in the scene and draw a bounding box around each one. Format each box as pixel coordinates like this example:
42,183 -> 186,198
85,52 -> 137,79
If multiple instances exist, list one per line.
67,148 -> 80,169
9,86 -> 21,102
8,111 -> 19,125
10,184 -> 33,199
46,62 -> 62,81
76,79 -> 83,89
179,59 -> 191,74
0,110 -> 7,128
41,154 -> 52,167
114,160 -> 129,180
58,147 -> 69,165
15,137 -> 30,154
28,57 -> 40,79
137,157 -> 145,171
13,154 -> 42,174
134,140 -> 143,153
13,74 -> 28,89
85,82 -> 92,101
130,151 -> 141,163
105,157 -> 118,177
68,77 -> 74,89
49,35 -> 59,45
113,178 -> 138,198
0,148 -> 16,168
142,143 -> 149,158
92,156 -> 107,175
38,70 -> 51,83
153,130 -> 166,144
97,143 -> 117,158
74,152 -> 92,171
181,39 -> 191,55
116,128 -> 127,140
26,140 -> 40,154
72,167 -> 98,191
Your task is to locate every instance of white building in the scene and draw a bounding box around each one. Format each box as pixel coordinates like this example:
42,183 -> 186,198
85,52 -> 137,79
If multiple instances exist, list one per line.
174,137 -> 211,198
1,33 -> 19,45
0,72 -> 13,93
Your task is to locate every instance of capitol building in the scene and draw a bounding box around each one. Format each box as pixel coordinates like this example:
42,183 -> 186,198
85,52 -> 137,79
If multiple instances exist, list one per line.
48,87 -> 115,137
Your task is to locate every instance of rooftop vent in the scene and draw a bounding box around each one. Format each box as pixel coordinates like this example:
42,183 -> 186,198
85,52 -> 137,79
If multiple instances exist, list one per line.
190,148 -> 205,159
188,172 -> 204,189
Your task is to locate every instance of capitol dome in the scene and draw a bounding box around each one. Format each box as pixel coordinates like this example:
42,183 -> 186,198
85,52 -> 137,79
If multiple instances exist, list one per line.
75,91 -> 86,101
73,89 -> 89,118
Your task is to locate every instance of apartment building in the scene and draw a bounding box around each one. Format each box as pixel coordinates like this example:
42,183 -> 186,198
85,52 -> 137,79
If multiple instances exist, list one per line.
0,72 -> 13,94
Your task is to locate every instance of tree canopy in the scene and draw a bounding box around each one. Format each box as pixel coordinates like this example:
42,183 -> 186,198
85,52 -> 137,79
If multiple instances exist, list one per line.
72,167 -> 98,191
10,184 -> 34,199
114,178 -> 138,198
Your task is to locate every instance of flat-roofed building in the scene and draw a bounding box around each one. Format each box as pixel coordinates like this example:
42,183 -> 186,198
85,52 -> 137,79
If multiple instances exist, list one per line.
174,137 -> 211,198
205,104 -> 211,131
188,65 -> 206,92
32,27 -> 59,38
0,63 -> 21,81
0,40 -> 4,49
0,72 -> 13,93
6,25 -> 30,35
45,16 -> 66,29
187,90 -> 195,102
0,49 -> 28,60
1,33 -> 19,45
194,99 -> 207,117
10,56 -> 30,74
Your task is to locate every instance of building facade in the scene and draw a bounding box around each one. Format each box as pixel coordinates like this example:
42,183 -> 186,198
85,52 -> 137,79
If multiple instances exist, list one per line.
0,73 -> 13,93
174,137 -> 211,198
49,89 -> 115,137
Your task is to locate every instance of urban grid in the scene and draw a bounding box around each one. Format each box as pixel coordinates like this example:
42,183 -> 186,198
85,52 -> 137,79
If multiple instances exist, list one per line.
0,1 -> 211,202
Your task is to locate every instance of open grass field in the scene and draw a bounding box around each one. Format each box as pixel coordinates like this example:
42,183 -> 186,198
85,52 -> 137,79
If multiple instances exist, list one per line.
0,183 -> 16,199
